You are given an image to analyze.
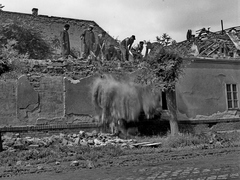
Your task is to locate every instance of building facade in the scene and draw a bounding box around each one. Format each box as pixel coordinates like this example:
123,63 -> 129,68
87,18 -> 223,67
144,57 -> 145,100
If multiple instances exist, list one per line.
176,57 -> 240,121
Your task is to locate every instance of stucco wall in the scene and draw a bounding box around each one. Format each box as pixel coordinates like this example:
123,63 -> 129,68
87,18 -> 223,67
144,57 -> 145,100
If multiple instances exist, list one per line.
176,58 -> 240,120
0,57 -> 141,127
2,57 -> 240,126
0,80 -> 17,125
0,74 -> 98,127
65,75 -> 98,116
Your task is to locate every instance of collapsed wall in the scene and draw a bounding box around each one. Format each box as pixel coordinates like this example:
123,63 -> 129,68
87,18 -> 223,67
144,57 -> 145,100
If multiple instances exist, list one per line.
0,59 -> 138,127
0,74 -> 95,126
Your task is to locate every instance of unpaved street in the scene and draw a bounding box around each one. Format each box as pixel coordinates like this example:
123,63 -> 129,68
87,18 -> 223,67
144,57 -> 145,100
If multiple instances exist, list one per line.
4,147 -> 240,180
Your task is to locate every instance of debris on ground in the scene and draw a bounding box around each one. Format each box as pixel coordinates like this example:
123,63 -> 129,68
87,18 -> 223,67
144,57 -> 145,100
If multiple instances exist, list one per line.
2,129 -> 238,152
1,130 -> 164,151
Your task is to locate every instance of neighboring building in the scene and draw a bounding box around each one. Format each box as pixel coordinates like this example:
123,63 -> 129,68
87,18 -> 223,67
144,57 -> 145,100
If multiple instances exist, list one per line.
0,8 -> 118,58
170,26 -> 240,121
176,57 -> 240,121
166,26 -> 240,59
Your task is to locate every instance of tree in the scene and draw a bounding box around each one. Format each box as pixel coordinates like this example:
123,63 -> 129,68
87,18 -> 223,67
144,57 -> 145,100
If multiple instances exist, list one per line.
0,4 -> 4,10
138,47 -> 183,135
0,20 -> 53,59
156,33 -> 174,46
0,40 -> 29,76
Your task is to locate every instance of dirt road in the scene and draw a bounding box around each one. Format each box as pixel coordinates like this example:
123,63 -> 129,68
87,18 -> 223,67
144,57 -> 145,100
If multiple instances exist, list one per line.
3,146 -> 240,180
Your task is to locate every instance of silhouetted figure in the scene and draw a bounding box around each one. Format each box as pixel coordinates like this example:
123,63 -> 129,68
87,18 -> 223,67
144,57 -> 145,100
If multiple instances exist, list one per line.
120,35 -> 135,61
186,29 -> 192,41
60,24 -> 70,58
144,41 -> 153,58
81,25 -> 96,59
95,31 -> 107,60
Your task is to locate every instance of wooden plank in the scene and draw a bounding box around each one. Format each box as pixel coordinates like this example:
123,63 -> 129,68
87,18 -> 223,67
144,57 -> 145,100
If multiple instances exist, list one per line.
227,32 -> 240,50
132,142 -> 162,148
141,142 -> 162,147
199,42 -> 215,56
207,47 -> 219,56
132,142 -> 151,147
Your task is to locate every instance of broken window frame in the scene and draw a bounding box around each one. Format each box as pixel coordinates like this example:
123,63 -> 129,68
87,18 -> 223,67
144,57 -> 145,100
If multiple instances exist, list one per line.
226,84 -> 239,109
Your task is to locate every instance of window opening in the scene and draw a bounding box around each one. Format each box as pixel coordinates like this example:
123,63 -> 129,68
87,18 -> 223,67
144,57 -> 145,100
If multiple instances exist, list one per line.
226,84 -> 238,109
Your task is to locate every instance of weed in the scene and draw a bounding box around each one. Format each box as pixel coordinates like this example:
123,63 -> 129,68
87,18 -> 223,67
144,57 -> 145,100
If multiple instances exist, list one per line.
162,133 -> 207,148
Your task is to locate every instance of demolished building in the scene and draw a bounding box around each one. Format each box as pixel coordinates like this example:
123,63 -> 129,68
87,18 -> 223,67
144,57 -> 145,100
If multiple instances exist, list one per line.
163,26 -> 240,122
0,8 -> 118,58
1,7 -> 240,126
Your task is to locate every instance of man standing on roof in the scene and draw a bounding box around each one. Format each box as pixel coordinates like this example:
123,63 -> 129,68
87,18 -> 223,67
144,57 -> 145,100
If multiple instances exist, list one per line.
60,24 -> 71,59
80,25 -> 96,59
120,35 -> 136,61
95,31 -> 107,60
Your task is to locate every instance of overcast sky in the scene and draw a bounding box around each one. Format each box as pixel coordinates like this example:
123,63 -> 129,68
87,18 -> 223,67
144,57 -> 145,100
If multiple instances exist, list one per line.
1,0 -> 240,44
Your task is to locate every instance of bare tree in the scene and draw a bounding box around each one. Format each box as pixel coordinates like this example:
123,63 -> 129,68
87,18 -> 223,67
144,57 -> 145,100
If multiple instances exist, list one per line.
0,4 -> 5,11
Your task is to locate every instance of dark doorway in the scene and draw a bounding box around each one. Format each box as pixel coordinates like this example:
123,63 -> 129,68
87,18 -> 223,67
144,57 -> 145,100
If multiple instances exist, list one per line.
162,91 -> 168,110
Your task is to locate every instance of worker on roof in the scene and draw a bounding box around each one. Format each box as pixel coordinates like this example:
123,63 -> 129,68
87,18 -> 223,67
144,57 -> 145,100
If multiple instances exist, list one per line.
60,24 -> 71,59
120,35 -> 136,61
95,31 -> 107,60
81,25 -> 96,59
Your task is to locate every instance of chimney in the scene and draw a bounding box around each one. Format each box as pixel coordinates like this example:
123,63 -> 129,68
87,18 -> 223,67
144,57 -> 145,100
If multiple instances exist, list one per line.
32,8 -> 38,16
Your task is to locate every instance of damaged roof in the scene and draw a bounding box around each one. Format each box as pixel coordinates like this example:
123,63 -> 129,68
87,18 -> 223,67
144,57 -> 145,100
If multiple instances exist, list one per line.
165,26 -> 240,59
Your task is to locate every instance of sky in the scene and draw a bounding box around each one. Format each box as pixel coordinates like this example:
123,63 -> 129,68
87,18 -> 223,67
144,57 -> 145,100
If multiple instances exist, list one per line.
1,0 -> 240,44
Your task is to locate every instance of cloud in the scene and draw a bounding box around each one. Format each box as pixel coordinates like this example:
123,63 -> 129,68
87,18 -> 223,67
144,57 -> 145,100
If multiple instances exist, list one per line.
1,0 -> 239,43
159,0 -> 239,40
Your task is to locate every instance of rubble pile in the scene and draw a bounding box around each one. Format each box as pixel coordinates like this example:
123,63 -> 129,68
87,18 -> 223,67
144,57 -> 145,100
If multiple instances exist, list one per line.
163,26 -> 240,58
2,130 -> 235,152
2,130 -> 137,151
18,58 -> 139,80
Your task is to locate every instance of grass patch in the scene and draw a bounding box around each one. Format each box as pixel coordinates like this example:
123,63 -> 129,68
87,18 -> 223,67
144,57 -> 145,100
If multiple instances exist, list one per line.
137,131 -> 240,149
161,133 -> 207,148
136,132 -> 207,148
0,144 -> 123,166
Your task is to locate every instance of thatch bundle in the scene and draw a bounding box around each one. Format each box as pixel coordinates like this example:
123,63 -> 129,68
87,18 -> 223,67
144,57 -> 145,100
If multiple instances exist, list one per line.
91,74 -> 162,137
